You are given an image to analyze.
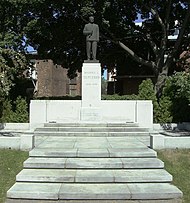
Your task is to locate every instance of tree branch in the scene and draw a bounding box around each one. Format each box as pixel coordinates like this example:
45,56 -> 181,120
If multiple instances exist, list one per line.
150,7 -> 167,50
146,33 -> 158,54
165,0 -> 172,31
129,22 -> 158,54
166,4 -> 190,66
118,41 -> 158,74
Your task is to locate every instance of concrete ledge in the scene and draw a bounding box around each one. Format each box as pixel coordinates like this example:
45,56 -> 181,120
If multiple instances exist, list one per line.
150,134 -> 190,149
0,137 -> 20,150
0,123 -> 30,130
20,134 -> 34,151
0,134 -> 34,151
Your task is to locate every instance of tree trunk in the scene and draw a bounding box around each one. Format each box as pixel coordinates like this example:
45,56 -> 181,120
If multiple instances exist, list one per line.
155,65 -> 169,98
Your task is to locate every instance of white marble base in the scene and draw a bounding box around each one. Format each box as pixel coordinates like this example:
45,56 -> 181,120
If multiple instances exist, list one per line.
82,63 -> 101,107
80,107 -> 102,121
30,100 -> 153,129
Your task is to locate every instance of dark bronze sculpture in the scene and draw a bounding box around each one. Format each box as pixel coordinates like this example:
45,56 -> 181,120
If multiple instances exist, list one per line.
83,16 -> 99,61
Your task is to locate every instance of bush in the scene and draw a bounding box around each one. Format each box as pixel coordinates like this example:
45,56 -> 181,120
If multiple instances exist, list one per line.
138,79 -> 161,123
13,96 -> 29,123
156,96 -> 173,124
102,94 -> 138,100
163,72 -> 190,122
0,99 -> 15,123
0,96 -> 29,123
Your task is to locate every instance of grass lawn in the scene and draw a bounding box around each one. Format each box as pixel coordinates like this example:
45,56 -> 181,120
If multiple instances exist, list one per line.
158,149 -> 190,203
0,149 -> 28,203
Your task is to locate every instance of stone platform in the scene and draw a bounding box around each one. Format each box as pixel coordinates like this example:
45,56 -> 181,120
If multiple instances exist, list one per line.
6,123 -> 182,202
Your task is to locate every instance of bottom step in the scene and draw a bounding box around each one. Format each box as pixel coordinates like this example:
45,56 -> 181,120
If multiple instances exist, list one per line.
6,199 -> 182,203
7,183 -> 182,200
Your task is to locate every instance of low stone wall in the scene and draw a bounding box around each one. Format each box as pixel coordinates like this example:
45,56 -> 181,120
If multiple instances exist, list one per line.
150,134 -> 190,149
0,123 -> 30,131
30,100 -> 153,129
0,134 -> 34,151
151,122 -> 190,149
0,123 -> 33,151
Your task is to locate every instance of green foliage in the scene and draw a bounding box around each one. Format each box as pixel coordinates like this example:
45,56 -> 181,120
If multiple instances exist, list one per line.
156,96 -> 173,123
163,72 -> 190,122
0,48 -> 28,98
0,97 -> 29,123
0,0 -> 30,99
0,99 -> 15,123
13,96 -> 29,123
101,94 -> 138,100
138,79 -> 160,123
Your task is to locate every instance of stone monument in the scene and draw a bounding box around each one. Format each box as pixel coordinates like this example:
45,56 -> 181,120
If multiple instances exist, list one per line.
29,16 -> 153,128
81,16 -> 101,121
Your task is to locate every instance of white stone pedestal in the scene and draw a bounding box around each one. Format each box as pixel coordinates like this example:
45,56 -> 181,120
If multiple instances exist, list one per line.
81,62 -> 102,121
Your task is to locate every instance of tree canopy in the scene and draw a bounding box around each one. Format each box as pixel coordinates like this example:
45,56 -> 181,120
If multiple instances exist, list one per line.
1,0 -> 190,96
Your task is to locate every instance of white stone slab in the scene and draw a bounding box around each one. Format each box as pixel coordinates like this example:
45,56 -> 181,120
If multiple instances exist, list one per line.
128,183 -> 183,199
16,169 -> 76,182
1,123 -> 30,130
80,107 -> 102,121
59,183 -> 131,199
7,182 -> 61,200
30,100 -> 153,128
20,134 -> 34,151
24,158 -> 67,168
82,63 -> 101,107
65,158 -> 123,169
75,170 -> 114,182
77,148 -> 109,157
121,158 -> 164,169
113,169 -> 172,182
30,148 -> 78,157
108,148 -> 157,158
0,137 -> 20,150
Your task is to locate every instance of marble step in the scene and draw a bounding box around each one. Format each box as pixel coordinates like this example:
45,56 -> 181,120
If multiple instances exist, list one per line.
5,199 -> 183,203
23,157 -> 164,169
16,169 -> 172,183
44,123 -> 139,128
35,127 -> 149,133
34,132 -> 150,136
7,182 -> 182,200
29,148 -> 157,158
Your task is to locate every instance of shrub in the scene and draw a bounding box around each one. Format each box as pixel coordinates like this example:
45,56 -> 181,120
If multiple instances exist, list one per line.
0,96 -> 29,123
102,94 -> 139,100
13,96 -> 29,123
163,72 -> 190,122
0,99 -> 15,123
138,79 -> 161,123
156,96 -> 173,124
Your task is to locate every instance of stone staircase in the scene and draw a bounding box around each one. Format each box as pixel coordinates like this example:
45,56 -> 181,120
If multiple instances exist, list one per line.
6,123 -> 182,203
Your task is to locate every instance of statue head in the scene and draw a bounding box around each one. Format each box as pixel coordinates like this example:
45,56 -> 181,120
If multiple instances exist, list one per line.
89,16 -> 94,23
